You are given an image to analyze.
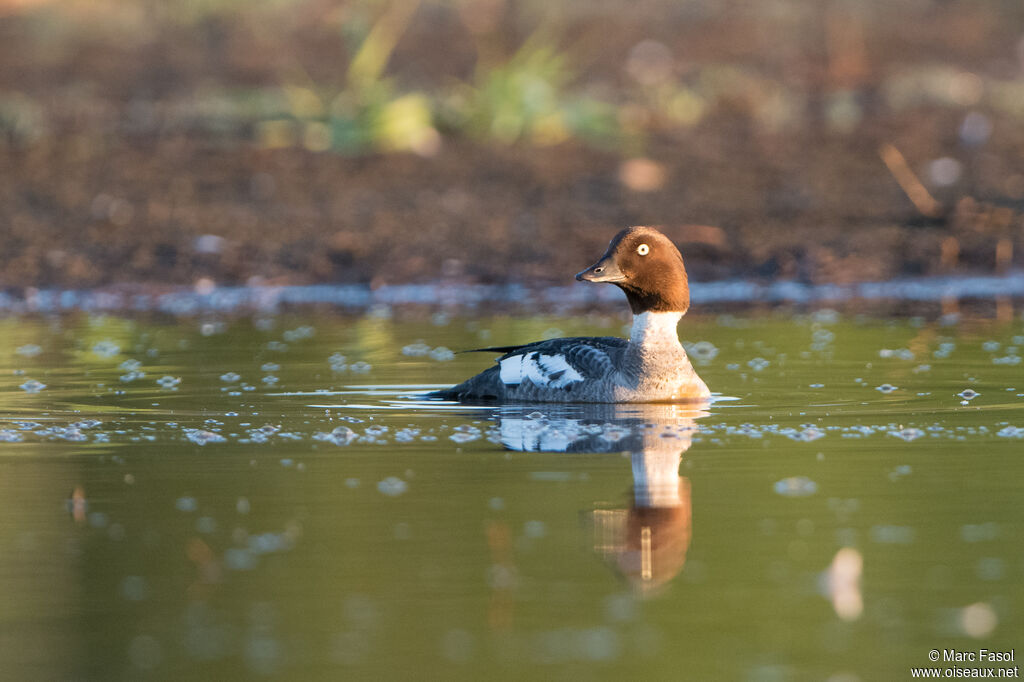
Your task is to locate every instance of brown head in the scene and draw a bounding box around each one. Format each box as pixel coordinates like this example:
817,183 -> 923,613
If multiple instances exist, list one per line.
575,226 -> 691,315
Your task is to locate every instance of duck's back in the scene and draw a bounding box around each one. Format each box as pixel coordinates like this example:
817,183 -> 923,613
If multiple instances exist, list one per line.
430,336 -> 629,403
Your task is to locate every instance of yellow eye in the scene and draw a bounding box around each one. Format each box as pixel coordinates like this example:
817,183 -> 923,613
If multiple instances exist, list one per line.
637,243 -> 650,256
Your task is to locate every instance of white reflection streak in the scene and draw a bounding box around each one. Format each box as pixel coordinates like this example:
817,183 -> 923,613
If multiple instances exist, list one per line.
826,547 -> 863,621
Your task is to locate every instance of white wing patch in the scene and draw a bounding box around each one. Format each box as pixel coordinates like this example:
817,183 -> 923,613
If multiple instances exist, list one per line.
499,354 -> 525,384
499,352 -> 583,389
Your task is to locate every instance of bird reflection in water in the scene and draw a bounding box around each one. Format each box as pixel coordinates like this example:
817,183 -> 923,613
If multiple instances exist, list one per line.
493,402 -> 707,596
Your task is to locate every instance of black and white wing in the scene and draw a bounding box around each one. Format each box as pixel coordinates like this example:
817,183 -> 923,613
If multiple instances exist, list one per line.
428,336 -> 627,402
493,337 -> 625,389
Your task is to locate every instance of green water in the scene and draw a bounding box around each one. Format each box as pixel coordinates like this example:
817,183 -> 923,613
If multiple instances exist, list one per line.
1,310 -> 1022,681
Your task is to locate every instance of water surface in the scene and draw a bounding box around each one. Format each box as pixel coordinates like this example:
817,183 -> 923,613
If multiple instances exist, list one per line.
1,310 -> 1022,680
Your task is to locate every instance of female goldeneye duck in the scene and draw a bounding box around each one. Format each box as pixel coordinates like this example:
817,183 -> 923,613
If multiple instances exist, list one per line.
429,226 -> 711,403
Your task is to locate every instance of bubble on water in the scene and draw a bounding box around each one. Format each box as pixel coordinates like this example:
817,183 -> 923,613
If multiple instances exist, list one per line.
55,426 -> 87,442
157,376 -> 181,389
220,372 -> 241,383
975,557 -> 1005,581
0,429 -> 24,442
283,326 -> 315,342
19,379 -> 46,393
774,477 -> 818,497
812,328 -> 835,345
959,602 -> 998,638
811,309 -> 840,324
869,525 -> 915,544
249,532 -> 292,554
961,522 -> 999,542
176,497 -> 198,512
225,548 -> 258,571
809,383 -> 824,389
92,340 -> 120,358
402,342 -> 431,357
15,344 -> 42,357
260,362 -> 280,372
607,422 -> 642,444
993,355 -> 1021,365
329,631 -> 370,665
879,348 -> 914,360
790,427 -> 825,442
575,627 -> 621,662
244,634 -> 282,675
687,341 -> 718,363
875,383 -> 897,394
313,426 -> 359,446
349,361 -> 372,373
604,593 -> 638,624
523,520 -> 547,539
128,634 -> 163,670
982,340 -> 1001,352
199,321 -> 223,336
328,353 -> 347,371
185,429 -> 226,445
429,346 -> 455,361
996,426 -> 1024,438
748,357 -> 770,371
487,563 -> 518,590
890,428 -> 924,442
394,428 -> 419,442
913,364 -> 931,373
121,575 -> 149,601
450,431 -> 480,444
261,375 -> 279,385
265,341 -> 288,351
377,477 -> 408,496
488,497 -> 505,511
345,478 -> 361,488
440,628 -> 475,664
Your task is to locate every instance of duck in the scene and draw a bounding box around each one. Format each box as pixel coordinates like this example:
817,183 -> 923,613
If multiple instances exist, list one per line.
428,226 -> 710,403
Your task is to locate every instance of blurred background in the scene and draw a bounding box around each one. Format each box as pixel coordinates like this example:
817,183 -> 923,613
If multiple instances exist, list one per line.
3,0 -> 1024,291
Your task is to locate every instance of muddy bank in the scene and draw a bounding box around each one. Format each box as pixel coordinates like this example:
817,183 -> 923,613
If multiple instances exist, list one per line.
2,126 -> 1022,292
2,1 -> 1024,290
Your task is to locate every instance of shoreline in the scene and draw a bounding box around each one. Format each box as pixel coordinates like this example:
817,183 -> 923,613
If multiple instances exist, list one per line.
4,270 -> 1024,317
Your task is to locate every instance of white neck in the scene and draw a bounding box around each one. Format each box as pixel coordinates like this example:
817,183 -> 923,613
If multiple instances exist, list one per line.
629,311 -> 683,349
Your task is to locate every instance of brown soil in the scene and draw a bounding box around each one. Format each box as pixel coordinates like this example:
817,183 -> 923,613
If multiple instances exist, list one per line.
2,2 -> 1023,291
